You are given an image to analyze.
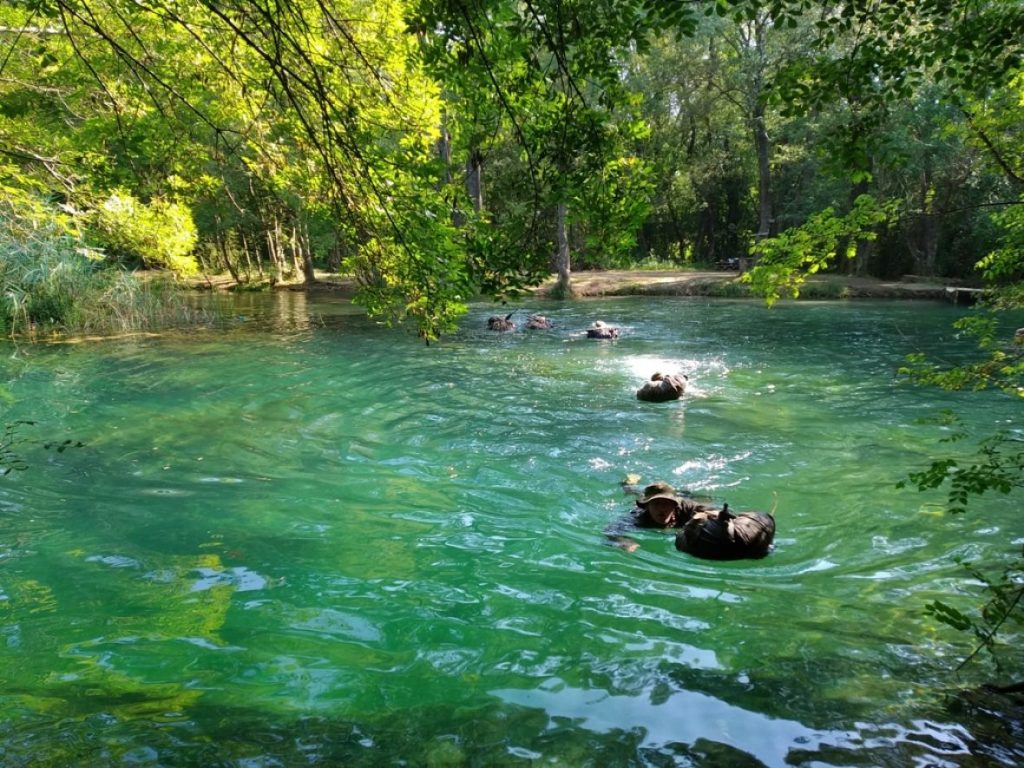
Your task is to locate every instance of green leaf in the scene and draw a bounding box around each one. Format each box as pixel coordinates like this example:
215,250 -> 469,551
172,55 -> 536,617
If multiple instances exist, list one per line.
925,600 -> 974,632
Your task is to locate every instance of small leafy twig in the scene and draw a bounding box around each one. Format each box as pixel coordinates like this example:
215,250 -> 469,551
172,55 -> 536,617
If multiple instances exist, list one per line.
926,554 -> 1024,672
898,429 -> 1024,514
1,420 -> 85,476
0,419 -> 35,476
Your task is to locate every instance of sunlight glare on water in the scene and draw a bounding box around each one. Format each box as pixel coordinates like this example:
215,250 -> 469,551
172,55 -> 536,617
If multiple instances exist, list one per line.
0,293 -> 1020,766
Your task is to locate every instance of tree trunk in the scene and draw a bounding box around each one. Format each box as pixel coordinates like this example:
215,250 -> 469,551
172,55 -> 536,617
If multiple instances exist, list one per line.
852,233 -> 874,276
326,232 -> 343,272
436,107 -> 452,184
241,231 -> 263,279
748,100 -> 773,274
289,224 -> 303,279
664,195 -> 688,263
437,109 -> 461,225
267,217 -> 284,285
239,232 -> 254,281
726,179 -> 742,261
921,214 -> 938,277
695,201 -> 716,264
467,148 -> 484,214
739,16 -> 774,273
299,222 -> 317,284
216,226 -> 241,284
553,201 -> 574,298
916,158 -> 938,276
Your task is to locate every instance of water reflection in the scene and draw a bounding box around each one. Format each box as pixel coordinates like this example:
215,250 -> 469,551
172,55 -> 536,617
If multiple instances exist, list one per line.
496,678 -> 833,764
493,677 -> 986,768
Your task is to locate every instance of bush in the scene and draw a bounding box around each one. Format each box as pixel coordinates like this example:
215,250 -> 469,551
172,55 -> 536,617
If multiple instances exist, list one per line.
75,269 -> 209,334
89,191 -> 199,276
0,196 -> 95,333
0,194 -> 207,335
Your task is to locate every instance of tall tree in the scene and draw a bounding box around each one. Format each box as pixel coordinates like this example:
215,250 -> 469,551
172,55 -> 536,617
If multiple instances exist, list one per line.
412,0 -> 654,298
744,0 -> 1024,290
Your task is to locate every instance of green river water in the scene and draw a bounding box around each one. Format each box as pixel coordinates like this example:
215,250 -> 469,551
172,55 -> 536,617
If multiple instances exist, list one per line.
0,293 -> 1021,766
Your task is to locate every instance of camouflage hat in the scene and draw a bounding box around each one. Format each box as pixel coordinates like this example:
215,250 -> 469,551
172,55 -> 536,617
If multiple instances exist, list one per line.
638,481 -> 680,506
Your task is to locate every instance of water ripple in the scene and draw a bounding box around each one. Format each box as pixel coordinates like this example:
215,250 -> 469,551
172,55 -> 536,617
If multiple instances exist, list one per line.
0,295 -> 1019,765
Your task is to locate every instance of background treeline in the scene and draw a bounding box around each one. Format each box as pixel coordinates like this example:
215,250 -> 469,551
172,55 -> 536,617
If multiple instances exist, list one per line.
0,0 -> 1021,337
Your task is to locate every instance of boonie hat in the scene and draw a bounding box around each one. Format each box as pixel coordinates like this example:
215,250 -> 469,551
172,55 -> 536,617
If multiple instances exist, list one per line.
638,481 -> 680,506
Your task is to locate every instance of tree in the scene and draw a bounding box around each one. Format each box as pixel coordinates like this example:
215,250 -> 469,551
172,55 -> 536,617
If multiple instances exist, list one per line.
626,22 -> 755,265
89,190 -> 198,274
4,0 -> 1022,338
412,0 -> 656,298
735,0 -> 1024,669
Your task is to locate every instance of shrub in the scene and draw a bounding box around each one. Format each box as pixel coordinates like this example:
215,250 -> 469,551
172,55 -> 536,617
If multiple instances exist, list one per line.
0,194 -> 208,335
89,191 -> 199,276
0,196 -> 95,333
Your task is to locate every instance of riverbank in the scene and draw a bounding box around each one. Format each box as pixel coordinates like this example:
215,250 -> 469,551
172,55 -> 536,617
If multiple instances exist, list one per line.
530,270 -> 975,301
189,269 -> 972,302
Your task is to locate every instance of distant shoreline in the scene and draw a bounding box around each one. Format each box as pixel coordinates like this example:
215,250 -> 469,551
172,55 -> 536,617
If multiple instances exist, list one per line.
528,270 -> 971,301
187,269 -> 974,302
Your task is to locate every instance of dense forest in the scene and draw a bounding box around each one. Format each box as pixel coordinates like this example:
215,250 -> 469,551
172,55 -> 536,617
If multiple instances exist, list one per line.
1,0 -> 1022,339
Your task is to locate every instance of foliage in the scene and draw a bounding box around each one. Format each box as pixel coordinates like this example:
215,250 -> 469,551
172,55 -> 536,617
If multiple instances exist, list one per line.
0,0 -> 1020,336
719,2 -> 1024,671
346,202 -> 472,342
891,54 -> 1024,532
764,0 -> 1024,117
924,556 -> 1024,672
897,298 -> 1023,668
88,191 -> 199,276
741,194 -> 892,305
627,18 -> 768,264
900,313 -> 1024,397
412,0 -> 657,298
572,156 -> 653,268
462,212 -> 553,302
0,419 -> 33,476
0,0 -> 462,337
977,197 -> 1024,286
0,191 -> 97,333
898,412 -> 1024,514
0,192 -> 204,335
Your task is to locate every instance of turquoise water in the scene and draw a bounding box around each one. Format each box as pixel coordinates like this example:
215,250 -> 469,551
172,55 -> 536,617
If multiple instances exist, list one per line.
0,293 -> 1021,766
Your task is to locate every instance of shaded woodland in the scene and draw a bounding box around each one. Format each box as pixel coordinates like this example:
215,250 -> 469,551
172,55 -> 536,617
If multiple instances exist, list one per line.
0,0 -> 1021,338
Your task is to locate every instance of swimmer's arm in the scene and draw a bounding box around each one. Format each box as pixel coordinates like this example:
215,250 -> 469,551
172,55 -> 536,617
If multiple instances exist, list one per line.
604,534 -> 640,553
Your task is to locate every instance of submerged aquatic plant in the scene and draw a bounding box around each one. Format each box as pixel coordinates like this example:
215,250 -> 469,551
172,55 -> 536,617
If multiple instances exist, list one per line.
0,416 -> 83,477
76,270 -> 211,334
0,419 -> 33,476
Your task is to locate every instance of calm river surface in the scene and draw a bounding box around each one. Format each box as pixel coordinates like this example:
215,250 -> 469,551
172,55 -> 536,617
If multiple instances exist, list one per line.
1,293 -> 1021,766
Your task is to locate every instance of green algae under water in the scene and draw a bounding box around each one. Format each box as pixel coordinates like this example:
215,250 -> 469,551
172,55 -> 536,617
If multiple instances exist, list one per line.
1,293 -> 1021,766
